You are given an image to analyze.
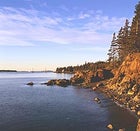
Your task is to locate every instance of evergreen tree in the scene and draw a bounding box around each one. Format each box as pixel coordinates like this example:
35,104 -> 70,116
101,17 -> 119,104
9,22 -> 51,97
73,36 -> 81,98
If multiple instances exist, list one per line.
108,33 -> 118,67
134,1 -> 140,52
117,19 -> 130,62
129,1 -> 140,52
108,19 -> 131,66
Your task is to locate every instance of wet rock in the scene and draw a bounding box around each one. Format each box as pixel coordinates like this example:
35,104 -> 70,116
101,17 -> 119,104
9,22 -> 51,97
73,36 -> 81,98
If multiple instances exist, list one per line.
107,124 -> 113,130
46,79 -> 70,87
41,82 -> 48,85
27,82 -> 34,86
92,87 -> 97,91
94,97 -> 101,104
46,80 -> 56,86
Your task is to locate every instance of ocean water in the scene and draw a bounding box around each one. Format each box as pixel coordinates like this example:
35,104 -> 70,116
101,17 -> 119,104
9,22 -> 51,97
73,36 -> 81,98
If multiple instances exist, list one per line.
0,72 -> 137,131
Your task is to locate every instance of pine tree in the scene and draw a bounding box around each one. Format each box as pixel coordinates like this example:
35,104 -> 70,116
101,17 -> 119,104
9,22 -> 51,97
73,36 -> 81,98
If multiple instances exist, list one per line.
116,27 -> 124,61
134,1 -> 140,52
129,1 -> 140,52
117,19 -> 130,62
107,20 -> 130,66
107,1 -> 140,69
108,33 -> 118,67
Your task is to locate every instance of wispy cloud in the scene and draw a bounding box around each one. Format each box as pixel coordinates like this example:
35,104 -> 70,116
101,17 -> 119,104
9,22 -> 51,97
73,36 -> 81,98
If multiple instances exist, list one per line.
71,47 -> 108,52
0,7 -> 127,46
78,12 -> 90,19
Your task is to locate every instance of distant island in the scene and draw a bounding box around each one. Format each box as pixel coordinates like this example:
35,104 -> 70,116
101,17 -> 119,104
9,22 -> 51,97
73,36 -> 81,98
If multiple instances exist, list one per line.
0,70 -> 54,73
0,70 -> 17,72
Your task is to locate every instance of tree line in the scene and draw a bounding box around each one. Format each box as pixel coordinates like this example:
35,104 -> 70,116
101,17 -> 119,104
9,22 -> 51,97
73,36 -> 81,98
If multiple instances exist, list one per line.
108,1 -> 140,67
56,1 -> 140,73
56,61 -> 108,73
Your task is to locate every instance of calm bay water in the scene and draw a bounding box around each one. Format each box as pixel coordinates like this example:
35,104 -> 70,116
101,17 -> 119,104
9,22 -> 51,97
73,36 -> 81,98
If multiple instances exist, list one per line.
0,72 -> 137,131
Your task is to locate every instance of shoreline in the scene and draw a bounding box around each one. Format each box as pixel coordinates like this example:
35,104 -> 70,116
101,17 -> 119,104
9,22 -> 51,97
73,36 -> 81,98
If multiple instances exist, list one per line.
47,77 -> 139,130
72,81 -> 139,131
87,81 -> 140,119
25,70 -> 139,130
95,84 -> 139,119
44,72 -> 140,120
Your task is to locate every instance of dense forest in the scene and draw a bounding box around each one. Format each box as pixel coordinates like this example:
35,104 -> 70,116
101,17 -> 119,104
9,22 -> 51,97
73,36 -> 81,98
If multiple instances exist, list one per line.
56,61 -> 109,73
56,1 -> 140,73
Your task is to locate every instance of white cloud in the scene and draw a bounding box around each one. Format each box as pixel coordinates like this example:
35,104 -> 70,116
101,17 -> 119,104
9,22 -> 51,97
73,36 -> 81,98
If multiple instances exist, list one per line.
0,7 -> 127,47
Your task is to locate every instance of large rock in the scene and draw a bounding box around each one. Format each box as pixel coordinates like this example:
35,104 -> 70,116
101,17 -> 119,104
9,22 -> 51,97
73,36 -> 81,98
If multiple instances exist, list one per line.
27,82 -> 34,86
46,79 -> 70,87
55,79 -> 70,87
46,80 -> 56,86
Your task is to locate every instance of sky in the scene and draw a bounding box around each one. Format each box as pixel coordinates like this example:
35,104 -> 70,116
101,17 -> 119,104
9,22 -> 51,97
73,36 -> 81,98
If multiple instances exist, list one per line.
0,0 -> 139,71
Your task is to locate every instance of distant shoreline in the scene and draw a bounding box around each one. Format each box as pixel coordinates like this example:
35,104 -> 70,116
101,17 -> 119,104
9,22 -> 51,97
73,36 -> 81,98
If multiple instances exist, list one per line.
0,70 -> 17,72
0,70 -> 54,73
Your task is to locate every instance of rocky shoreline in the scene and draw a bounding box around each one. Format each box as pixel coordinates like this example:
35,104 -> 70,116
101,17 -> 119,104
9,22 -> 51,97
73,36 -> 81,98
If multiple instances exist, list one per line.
40,69 -> 140,117
38,70 -> 139,130
27,53 -> 140,131
39,64 -> 140,118
45,53 -> 140,131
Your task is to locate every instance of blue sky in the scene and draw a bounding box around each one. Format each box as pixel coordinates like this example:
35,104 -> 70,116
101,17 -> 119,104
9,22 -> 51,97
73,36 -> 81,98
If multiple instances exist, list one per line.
0,0 -> 139,71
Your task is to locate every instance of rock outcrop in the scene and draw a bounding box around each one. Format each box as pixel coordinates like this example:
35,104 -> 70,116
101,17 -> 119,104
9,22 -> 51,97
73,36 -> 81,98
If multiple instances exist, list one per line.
70,69 -> 113,87
107,53 -> 140,116
44,69 -> 113,88
45,79 -> 70,87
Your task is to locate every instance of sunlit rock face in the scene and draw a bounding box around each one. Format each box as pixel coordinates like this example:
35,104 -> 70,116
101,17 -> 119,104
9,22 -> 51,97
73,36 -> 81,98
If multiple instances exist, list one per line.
70,69 -> 113,86
110,53 -> 140,86
107,53 -> 140,116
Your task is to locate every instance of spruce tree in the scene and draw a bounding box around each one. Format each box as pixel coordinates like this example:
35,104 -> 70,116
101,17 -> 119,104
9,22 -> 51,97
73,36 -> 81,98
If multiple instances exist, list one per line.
107,1 -> 140,69
117,19 -> 130,61
108,33 -> 118,67
129,1 -> 140,52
